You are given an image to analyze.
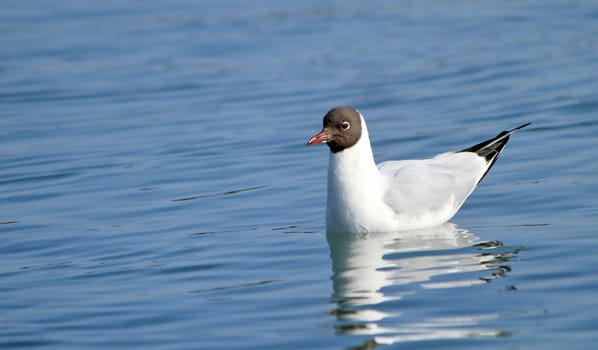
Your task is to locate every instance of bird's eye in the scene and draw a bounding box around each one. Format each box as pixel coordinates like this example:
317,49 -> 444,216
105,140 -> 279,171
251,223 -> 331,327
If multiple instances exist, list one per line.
340,121 -> 351,131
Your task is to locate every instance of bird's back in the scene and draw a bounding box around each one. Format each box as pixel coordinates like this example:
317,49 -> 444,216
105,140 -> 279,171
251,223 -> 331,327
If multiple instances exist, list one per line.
378,152 -> 487,227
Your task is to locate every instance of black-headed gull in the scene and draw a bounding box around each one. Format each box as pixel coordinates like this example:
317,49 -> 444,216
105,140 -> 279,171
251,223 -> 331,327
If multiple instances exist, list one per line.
307,107 -> 530,233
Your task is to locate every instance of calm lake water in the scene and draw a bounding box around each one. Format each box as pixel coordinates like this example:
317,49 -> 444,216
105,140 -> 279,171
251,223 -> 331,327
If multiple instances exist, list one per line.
2,1 -> 598,349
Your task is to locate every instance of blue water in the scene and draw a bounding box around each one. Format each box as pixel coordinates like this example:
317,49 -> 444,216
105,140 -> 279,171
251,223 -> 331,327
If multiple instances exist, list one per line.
2,1 -> 598,349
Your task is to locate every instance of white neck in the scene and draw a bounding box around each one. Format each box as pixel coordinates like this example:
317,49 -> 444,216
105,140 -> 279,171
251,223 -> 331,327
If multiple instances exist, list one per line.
326,115 -> 391,233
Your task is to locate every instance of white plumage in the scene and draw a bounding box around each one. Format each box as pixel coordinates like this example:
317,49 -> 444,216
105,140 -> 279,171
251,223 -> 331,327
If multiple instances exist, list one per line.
308,107 -> 530,233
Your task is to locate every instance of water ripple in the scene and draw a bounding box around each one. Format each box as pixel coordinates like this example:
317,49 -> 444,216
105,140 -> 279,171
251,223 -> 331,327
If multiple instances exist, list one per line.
170,185 -> 267,202
327,223 -> 523,346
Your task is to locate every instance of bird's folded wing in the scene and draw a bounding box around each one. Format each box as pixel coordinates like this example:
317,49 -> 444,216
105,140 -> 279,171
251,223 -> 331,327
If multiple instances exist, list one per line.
378,152 -> 487,216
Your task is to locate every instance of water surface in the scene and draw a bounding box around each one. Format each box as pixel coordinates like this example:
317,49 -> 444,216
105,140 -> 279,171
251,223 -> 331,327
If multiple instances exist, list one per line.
2,1 -> 598,349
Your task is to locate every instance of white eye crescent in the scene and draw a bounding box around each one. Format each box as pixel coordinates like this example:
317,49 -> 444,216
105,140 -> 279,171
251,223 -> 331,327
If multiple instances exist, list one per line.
340,121 -> 351,131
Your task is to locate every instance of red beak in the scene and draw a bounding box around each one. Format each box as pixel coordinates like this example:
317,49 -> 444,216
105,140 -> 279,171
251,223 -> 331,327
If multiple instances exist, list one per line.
307,130 -> 331,146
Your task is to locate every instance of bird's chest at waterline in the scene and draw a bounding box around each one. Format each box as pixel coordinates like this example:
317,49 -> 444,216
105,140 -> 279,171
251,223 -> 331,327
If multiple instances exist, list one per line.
325,149 -> 396,233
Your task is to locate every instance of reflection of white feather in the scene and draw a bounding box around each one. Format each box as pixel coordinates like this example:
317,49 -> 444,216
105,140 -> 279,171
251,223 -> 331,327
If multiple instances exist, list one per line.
327,223 -> 513,339
328,223 -> 475,308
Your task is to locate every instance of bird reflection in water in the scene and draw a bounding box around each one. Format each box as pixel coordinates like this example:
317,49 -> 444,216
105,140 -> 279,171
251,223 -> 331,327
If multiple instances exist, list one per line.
327,223 -> 521,347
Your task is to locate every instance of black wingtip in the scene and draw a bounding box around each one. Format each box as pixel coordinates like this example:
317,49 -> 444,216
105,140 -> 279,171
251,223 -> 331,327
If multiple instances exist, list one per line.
510,122 -> 532,132
459,122 -> 531,183
461,122 -> 532,159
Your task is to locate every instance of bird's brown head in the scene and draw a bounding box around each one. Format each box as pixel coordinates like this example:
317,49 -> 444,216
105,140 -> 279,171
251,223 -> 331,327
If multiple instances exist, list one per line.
307,107 -> 363,153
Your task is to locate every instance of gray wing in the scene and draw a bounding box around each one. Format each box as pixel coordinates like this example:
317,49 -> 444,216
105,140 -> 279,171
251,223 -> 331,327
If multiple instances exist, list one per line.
378,152 -> 487,217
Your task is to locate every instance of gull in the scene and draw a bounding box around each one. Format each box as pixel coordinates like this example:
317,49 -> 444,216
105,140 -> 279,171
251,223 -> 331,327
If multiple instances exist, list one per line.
307,106 -> 530,233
